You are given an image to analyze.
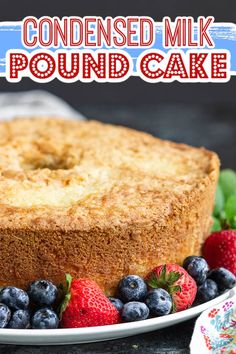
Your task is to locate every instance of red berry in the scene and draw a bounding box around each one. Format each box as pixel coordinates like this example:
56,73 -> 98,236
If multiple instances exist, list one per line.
203,230 -> 236,275
146,264 -> 197,312
60,278 -> 120,328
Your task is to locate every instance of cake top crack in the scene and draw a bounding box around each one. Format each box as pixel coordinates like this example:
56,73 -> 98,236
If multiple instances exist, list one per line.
0,117 -> 219,228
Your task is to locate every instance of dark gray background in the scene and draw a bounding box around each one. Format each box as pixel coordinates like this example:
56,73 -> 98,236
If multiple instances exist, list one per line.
0,2 -> 235,353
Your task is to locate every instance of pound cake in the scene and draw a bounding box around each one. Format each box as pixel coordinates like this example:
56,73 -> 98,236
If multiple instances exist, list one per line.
0,118 -> 219,294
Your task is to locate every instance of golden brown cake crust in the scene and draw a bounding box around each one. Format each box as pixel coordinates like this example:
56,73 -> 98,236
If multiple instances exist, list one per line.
0,118 -> 220,293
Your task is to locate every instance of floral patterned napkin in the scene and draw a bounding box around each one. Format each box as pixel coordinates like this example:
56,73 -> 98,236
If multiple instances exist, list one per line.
190,289 -> 236,354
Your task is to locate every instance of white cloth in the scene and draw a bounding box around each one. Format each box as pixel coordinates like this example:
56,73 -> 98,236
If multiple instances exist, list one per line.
0,90 -> 85,120
190,288 -> 236,353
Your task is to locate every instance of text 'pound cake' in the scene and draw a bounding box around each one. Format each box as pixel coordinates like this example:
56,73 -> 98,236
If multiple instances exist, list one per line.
0,118 -> 219,294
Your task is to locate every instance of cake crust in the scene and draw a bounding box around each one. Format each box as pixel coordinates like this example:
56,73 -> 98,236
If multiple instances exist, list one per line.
0,118 -> 219,293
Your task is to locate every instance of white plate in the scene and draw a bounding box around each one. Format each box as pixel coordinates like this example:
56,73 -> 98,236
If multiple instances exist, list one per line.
0,289 -> 234,346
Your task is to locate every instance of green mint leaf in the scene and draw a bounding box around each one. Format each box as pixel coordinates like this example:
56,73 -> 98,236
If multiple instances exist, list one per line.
219,210 -> 230,229
212,216 -> 222,232
231,216 -> 236,229
219,169 -> 236,200
213,184 -> 225,217
225,193 -> 236,223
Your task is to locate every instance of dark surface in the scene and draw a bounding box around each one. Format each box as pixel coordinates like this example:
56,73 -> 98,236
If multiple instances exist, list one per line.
0,319 -> 194,354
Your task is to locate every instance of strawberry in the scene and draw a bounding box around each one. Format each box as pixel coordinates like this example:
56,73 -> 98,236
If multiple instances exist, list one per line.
60,275 -> 120,328
145,264 -> 197,312
203,230 -> 236,275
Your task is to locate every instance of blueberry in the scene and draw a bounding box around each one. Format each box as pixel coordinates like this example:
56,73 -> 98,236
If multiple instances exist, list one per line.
31,308 -> 59,329
121,302 -> 149,322
183,256 -> 209,285
108,297 -> 124,312
208,268 -> 236,292
117,275 -> 148,302
28,280 -> 58,306
183,256 -> 196,268
0,287 -> 29,310
0,303 -> 11,328
197,279 -> 219,303
8,309 -> 30,329
145,289 -> 172,316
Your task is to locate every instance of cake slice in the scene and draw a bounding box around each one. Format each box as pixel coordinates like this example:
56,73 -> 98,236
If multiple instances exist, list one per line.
0,118 -> 219,293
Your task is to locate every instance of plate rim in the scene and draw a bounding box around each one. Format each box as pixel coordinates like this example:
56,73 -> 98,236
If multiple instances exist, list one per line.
0,288 -> 234,339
